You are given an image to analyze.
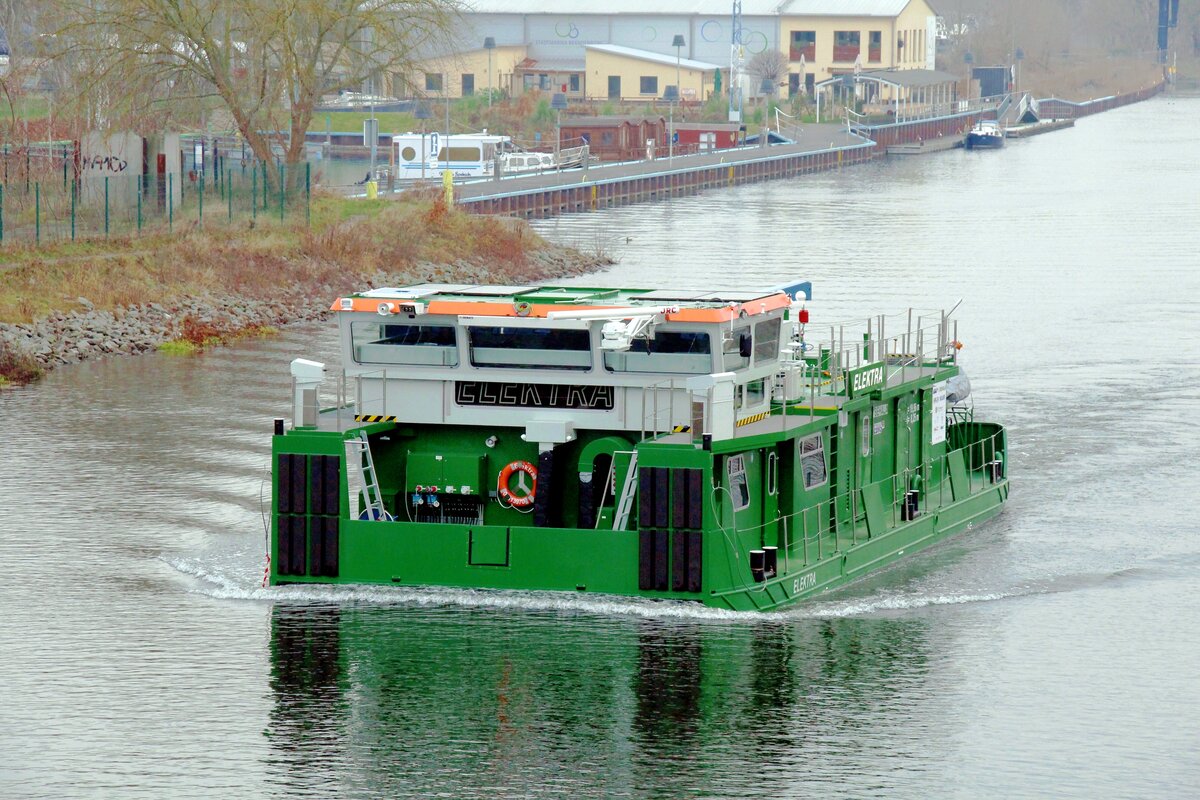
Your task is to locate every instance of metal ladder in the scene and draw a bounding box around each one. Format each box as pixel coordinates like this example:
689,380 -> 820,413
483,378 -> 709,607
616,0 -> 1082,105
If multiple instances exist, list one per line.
611,451 -> 639,531
349,431 -> 387,521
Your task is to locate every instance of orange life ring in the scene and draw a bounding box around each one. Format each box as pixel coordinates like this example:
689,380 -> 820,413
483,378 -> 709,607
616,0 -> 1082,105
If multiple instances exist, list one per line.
497,460 -> 537,507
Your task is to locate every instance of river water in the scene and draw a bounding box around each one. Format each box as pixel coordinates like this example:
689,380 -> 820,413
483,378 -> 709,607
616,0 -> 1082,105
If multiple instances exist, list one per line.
2,96 -> 1198,798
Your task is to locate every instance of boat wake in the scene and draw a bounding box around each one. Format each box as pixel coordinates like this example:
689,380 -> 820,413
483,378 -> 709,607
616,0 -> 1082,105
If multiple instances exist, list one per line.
164,554 -> 1039,622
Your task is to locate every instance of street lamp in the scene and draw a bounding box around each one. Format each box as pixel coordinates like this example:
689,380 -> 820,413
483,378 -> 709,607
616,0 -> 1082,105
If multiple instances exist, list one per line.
672,34 -> 686,101
415,103 -> 433,182
551,92 -> 569,169
663,85 -> 679,161
759,77 -> 774,140
484,37 -> 496,108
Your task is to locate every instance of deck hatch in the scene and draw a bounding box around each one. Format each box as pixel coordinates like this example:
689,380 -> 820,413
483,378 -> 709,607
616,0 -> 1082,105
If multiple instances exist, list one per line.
468,526 -> 510,567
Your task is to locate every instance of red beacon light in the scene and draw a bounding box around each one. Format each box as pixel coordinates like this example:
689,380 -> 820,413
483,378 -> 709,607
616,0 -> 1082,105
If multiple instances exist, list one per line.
797,307 -> 810,324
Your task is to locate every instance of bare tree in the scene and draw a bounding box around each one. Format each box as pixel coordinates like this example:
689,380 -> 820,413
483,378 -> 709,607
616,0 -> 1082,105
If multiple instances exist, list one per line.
47,0 -> 458,191
748,49 -> 789,93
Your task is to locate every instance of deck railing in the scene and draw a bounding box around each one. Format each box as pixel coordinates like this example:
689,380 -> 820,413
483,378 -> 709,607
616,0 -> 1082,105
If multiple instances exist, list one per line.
730,425 -> 1007,574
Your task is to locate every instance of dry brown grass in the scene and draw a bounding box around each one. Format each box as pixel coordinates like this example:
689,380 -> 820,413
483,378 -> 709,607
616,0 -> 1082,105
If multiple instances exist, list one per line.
0,193 -> 555,325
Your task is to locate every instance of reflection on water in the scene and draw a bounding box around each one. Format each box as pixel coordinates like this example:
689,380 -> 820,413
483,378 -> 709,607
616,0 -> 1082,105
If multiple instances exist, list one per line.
265,605 -> 947,798
2,97 -> 1199,799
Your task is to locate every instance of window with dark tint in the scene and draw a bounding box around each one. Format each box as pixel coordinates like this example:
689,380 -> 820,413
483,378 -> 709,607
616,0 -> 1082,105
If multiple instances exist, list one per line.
604,331 -> 712,374
425,73 -> 443,92
437,146 -> 482,162
754,318 -> 781,363
351,322 -> 458,366
640,76 -> 658,94
469,326 -> 592,370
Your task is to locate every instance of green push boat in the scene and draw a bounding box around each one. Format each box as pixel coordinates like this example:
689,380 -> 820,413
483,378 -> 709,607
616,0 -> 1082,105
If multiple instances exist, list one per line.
270,280 -> 1008,611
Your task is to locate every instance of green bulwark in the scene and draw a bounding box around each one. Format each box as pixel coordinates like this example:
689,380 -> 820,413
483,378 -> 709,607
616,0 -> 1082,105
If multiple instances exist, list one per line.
271,283 -> 1009,611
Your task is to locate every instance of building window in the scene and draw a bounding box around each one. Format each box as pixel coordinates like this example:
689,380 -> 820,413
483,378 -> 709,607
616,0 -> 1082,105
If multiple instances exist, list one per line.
869,31 -> 882,62
539,73 -> 551,90
833,31 -> 860,62
600,130 -> 615,145
462,73 -> 474,96
568,74 -> 580,92
789,30 -> 815,61
425,73 -> 443,92
639,75 -> 658,95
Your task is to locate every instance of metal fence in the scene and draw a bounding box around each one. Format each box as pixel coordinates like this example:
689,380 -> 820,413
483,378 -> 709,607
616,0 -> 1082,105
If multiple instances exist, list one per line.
0,155 -> 312,245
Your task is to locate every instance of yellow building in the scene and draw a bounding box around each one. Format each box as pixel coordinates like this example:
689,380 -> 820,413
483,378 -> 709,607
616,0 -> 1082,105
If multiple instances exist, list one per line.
583,45 -> 719,102
412,45 -> 527,99
415,0 -> 941,101
779,0 -> 938,94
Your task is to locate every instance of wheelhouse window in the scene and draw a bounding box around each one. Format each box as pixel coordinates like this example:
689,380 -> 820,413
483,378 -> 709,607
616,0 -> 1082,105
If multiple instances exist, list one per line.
351,322 -> 458,366
753,318 -> 781,364
604,331 -> 712,374
639,76 -> 658,95
722,326 -> 751,371
468,326 -> 592,370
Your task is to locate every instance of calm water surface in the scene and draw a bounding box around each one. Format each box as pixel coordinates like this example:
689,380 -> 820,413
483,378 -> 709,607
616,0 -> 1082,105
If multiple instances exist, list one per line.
2,96 -> 1198,798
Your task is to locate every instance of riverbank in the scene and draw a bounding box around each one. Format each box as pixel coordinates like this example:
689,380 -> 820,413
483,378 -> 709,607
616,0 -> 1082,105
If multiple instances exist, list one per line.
0,192 -> 610,386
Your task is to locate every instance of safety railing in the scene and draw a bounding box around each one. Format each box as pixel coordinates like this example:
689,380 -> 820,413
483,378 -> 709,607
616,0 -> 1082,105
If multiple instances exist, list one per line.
777,306 -> 962,415
731,426 -> 1007,573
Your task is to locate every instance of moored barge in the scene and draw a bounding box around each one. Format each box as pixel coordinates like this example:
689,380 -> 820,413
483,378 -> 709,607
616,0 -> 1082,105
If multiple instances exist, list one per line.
270,281 -> 1008,610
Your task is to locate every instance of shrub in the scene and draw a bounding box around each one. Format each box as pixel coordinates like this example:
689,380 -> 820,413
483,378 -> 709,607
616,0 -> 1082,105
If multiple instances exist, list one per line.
0,340 -> 43,385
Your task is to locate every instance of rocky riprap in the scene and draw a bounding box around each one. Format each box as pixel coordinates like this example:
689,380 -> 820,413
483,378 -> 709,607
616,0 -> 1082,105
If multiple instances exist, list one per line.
0,248 -> 608,372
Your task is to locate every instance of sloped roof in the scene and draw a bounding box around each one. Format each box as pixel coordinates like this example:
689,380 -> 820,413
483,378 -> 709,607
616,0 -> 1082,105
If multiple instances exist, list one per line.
465,0 -> 918,16
586,44 -> 720,72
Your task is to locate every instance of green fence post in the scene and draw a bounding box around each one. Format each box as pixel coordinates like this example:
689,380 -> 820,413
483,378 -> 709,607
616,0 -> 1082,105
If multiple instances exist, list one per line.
227,169 -> 232,223
198,171 -> 203,227
262,161 -> 268,210
252,166 -> 257,222
35,182 -> 40,243
104,177 -> 110,238
306,162 -> 311,227
169,173 -> 173,232
279,163 -> 285,222
1,183 -> 5,244
70,179 -> 76,241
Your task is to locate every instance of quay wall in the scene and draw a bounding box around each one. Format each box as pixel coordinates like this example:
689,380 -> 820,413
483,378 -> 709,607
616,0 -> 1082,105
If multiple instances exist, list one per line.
1036,82 -> 1165,120
460,142 -> 876,219
458,82 -> 1166,221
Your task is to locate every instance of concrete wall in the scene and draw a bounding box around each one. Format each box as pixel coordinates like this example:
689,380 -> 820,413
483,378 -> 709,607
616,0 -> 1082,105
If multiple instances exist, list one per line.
79,131 -> 143,205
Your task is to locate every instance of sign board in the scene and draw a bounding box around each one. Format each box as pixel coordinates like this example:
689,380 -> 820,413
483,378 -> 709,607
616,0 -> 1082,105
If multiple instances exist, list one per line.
931,381 -> 947,445
847,363 -> 886,397
455,381 -> 614,411
193,141 -> 204,173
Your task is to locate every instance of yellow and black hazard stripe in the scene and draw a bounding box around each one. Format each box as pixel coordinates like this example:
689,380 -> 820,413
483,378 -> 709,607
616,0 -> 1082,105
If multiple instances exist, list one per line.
354,414 -> 397,423
736,411 -> 771,427
671,424 -> 692,433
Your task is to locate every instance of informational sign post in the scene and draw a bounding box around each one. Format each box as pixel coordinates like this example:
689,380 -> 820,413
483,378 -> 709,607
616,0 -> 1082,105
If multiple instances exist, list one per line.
931,381 -> 947,445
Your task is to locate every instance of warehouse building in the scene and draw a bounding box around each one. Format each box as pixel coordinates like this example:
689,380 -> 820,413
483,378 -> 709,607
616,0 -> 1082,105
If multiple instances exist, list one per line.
408,0 -> 938,101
